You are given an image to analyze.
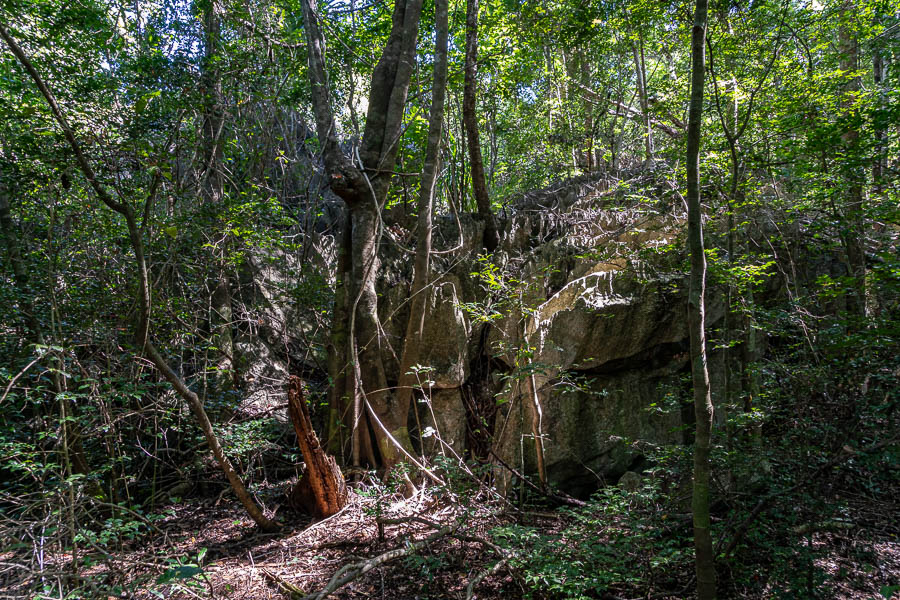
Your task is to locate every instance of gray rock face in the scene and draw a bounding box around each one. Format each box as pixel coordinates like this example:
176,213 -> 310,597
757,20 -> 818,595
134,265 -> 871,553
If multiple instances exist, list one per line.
387,174 -> 724,496
234,244 -> 334,420
488,254 -> 707,497
418,276 -> 470,388
618,470 -> 643,492
247,173 -> 728,496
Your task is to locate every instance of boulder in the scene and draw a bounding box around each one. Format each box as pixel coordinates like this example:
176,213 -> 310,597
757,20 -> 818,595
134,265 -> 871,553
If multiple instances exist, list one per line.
420,388 -> 467,457
417,276 -> 470,388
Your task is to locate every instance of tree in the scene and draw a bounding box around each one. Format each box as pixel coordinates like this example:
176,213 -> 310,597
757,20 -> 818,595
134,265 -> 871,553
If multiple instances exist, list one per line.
199,0 -> 236,397
300,0 -> 424,470
685,0 -> 716,595
706,5 -> 783,432
393,0 -> 450,432
463,0 -> 500,252
837,0 -> 867,320
0,22 -> 279,532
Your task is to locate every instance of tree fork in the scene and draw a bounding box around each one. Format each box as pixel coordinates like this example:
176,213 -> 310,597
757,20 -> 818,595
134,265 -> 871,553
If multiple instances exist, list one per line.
299,0 -> 424,472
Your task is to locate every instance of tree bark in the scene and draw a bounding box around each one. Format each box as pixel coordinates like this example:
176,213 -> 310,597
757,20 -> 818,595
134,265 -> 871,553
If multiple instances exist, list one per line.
838,5 -> 866,319
564,49 -> 595,172
300,0 -> 423,471
288,376 -> 348,517
685,0 -> 717,596
325,211 -> 351,458
394,0 -> 449,420
632,35 -> 654,159
872,44 -> 885,191
200,0 -> 235,395
0,23 -> 279,532
463,0 -> 499,252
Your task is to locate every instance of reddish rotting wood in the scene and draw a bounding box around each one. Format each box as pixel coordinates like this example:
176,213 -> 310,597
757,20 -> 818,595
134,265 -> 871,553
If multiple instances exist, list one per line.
287,376 -> 348,518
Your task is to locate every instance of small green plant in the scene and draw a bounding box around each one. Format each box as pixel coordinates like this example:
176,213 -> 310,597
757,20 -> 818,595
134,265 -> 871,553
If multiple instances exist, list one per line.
492,481 -> 692,599
151,547 -> 211,598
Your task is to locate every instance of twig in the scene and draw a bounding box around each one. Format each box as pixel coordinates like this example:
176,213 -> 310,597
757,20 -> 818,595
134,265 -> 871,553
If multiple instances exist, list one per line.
363,397 -> 446,486
0,355 -> 44,404
488,450 -> 586,508
342,514 -> 515,600
301,524 -> 455,600
286,501 -> 353,543
466,556 -> 509,600
263,569 -> 305,598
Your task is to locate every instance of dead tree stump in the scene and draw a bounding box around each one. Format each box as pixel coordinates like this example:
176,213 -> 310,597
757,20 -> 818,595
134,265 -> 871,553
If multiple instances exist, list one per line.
287,376 -> 348,518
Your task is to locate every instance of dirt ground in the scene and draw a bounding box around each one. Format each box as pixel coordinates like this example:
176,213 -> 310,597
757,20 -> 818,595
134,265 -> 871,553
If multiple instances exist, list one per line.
2,482 -> 897,599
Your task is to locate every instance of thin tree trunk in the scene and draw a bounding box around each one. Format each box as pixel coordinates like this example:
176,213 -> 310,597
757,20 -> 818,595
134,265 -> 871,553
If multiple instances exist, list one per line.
742,280 -> 763,445
685,0 -> 717,596
0,23 -> 279,532
394,0 -> 449,419
463,0 -> 499,252
582,56 -> 594,172
872,27 -> 886,193
632,35 -> 653,159
200,0 -> 235,395
838,7 -> 866,319
326,211 -> 351,458
526,370 -> 546,488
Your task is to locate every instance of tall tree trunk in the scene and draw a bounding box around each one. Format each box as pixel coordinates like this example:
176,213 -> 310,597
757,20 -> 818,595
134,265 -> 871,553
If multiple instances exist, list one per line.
582,56 -> 595,172
463,0 -> 499,252
686,0 -> 717,596
872,23 -> 886,193
200,0 -> 235,395
838,6 -> 866,320
0,24 -> 279,532
326,211 -> 351,458
300,0 -> 424,471
564,49 -> 595,172
394,0 -> 449,424
632,35 -> 653,159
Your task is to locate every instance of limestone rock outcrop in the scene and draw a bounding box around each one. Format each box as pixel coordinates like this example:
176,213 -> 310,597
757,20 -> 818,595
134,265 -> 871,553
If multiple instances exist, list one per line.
245,172 -> 733,496
364,174 -> 731,495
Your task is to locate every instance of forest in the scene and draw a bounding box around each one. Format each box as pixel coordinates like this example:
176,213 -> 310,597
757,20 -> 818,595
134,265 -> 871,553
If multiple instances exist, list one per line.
0,0 -> 898,597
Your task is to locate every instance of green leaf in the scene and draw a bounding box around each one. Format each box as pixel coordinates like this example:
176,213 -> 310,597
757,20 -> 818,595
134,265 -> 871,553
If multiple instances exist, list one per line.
135,90 -> 161,114
164,226 -> 178,239
156,565 -> 203,584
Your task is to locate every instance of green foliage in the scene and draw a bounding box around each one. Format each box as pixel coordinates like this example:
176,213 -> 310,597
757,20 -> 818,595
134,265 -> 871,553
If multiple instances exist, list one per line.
0,0 -> 898,597
151,547 -> 210,598
494,482 -> 692,599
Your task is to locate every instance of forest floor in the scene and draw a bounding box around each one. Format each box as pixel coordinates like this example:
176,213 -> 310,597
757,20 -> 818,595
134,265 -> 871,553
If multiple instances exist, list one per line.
30,480 -> 895,600
108,482 -> 527,600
